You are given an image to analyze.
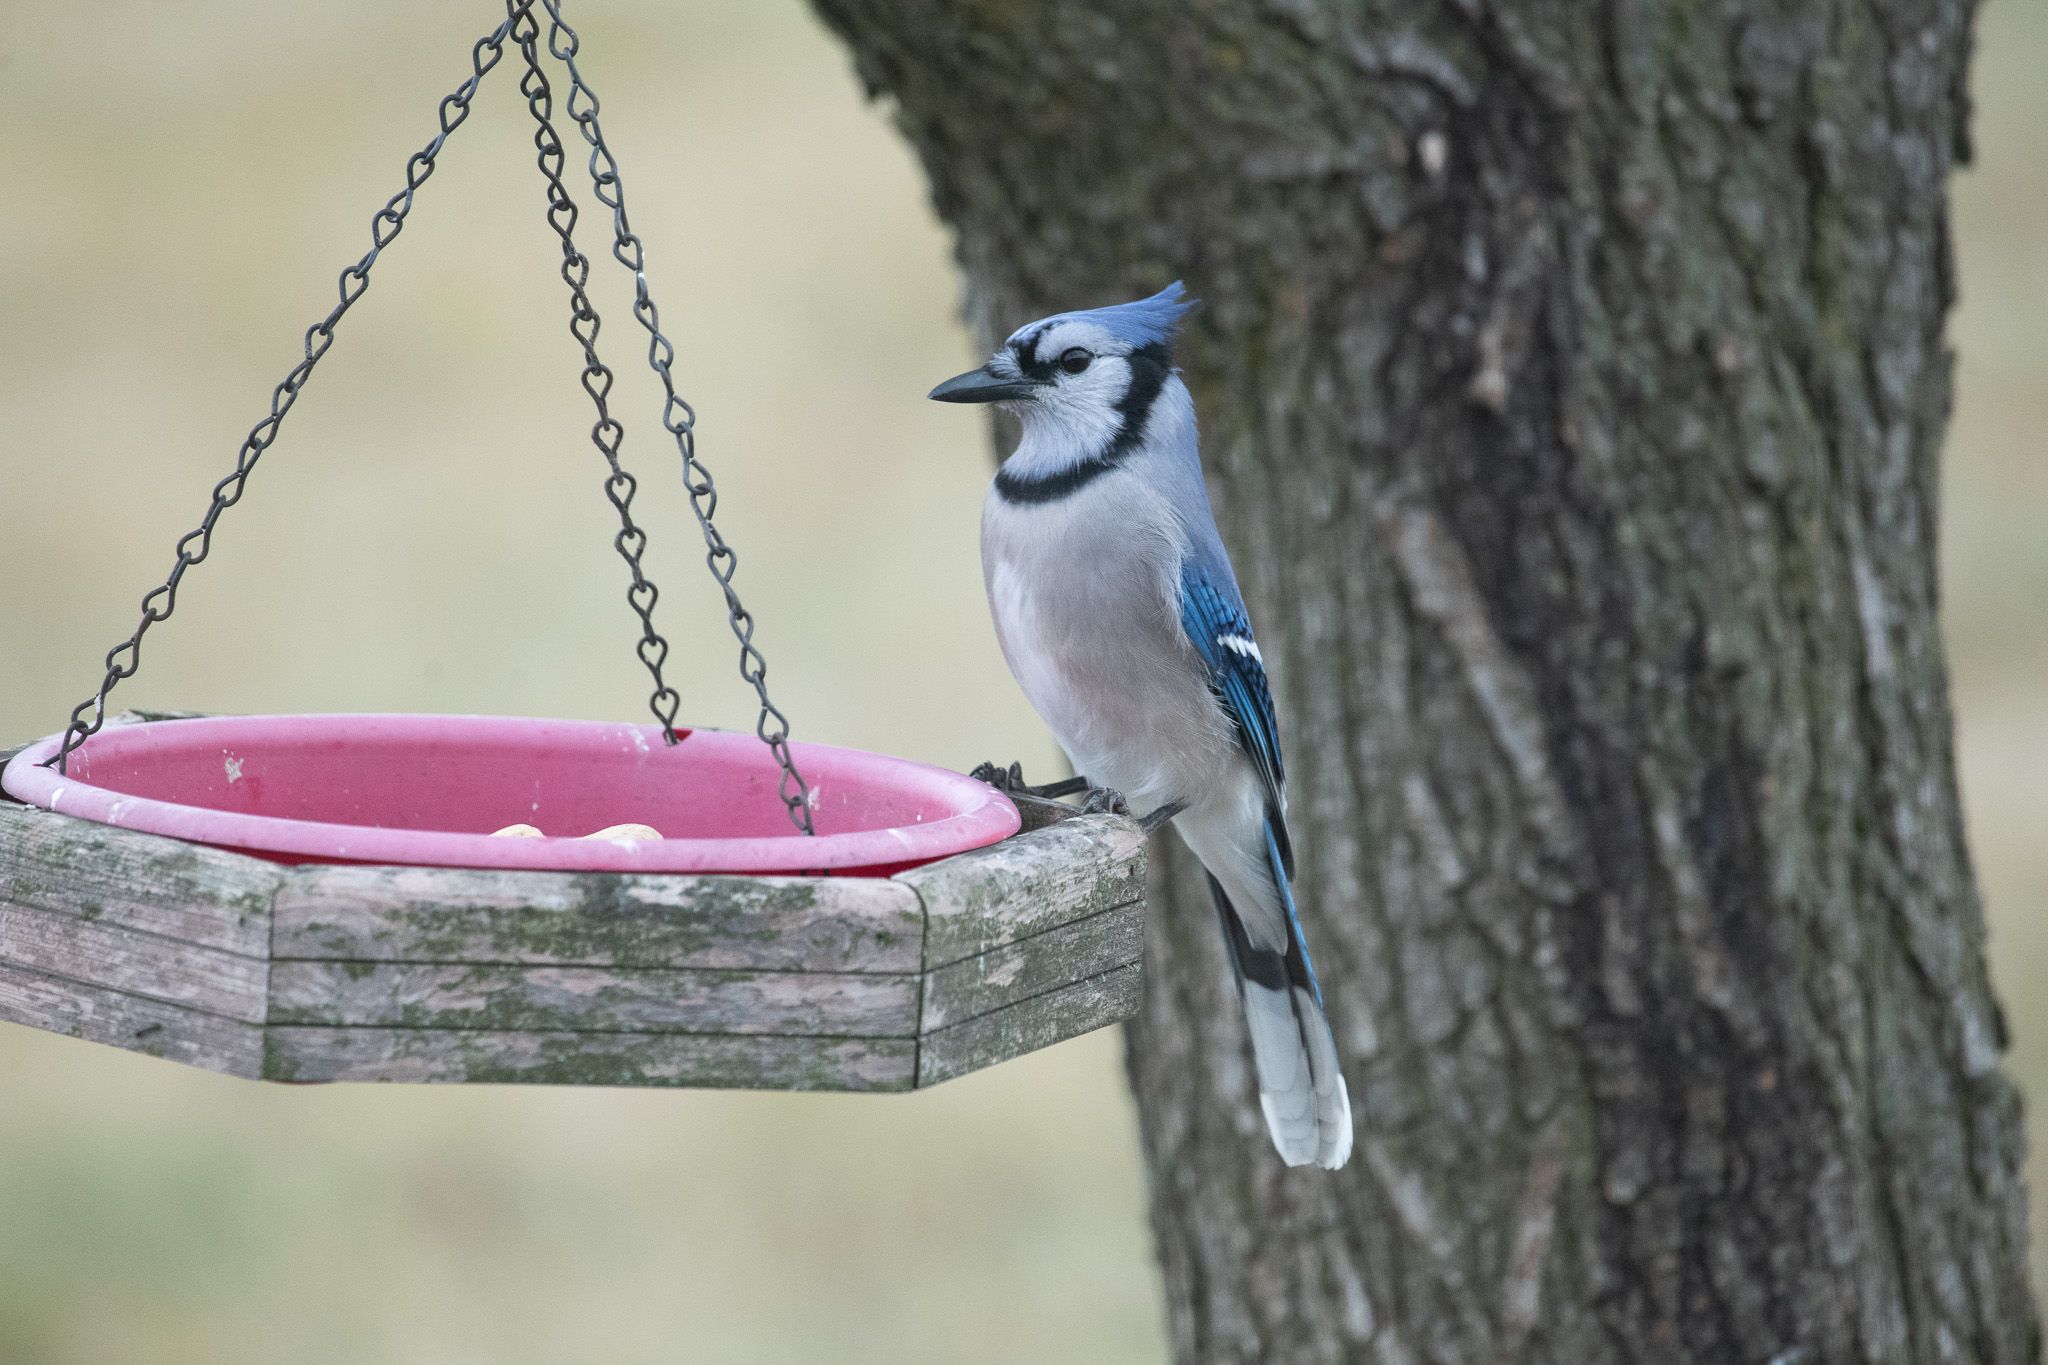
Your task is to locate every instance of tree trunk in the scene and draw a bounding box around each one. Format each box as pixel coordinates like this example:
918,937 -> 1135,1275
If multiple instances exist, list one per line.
809,1 -> 2036,1359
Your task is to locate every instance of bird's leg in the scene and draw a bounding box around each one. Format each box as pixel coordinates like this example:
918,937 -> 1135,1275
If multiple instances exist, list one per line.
1138,800 -> 1187,835
1027,775 -> 1092,799
970,760 -> 1091,801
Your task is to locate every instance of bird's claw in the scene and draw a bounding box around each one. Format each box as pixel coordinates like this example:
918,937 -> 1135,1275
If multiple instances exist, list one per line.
969,760 -> 1027,793
1080,785 -> 1130,818
971,761 -> 1089,801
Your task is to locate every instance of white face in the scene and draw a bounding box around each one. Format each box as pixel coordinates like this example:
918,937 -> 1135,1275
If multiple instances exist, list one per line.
986,318 -> 1138,452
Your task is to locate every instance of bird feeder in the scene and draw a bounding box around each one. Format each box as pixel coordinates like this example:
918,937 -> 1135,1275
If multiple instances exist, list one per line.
0,1 -> 1144,1091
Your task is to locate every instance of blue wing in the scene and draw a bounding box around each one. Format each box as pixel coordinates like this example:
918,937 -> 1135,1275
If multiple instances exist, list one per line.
1178,562 -> 1293,876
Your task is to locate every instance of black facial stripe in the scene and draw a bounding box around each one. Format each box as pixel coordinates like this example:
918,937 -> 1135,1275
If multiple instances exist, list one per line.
1104,342 -> 1170,460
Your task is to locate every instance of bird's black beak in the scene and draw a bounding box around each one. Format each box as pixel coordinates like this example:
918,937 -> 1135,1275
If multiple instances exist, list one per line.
928,366 -> 1041,404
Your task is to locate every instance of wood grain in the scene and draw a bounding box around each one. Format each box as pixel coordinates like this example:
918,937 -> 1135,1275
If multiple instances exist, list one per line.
265,1024 -> 916,1091
898,812 -> 1146,967
270,960 -> 920,1037
273,863 -> 926,973
0,805 -> 280,956
921,899 -> 1144,1032
916,961 -> 1143,1088
0,961 -> 263,1077
0,899 -> 268,1023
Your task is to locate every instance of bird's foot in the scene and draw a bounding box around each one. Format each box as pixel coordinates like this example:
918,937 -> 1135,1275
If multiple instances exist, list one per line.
1079,787 -> 1190,837
971,762 -> 1181,832
970,760 -> 1089,801
1079,784 -> 1129,818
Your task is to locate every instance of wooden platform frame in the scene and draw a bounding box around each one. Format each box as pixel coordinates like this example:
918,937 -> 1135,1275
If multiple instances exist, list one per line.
0,718 -> 1146,1091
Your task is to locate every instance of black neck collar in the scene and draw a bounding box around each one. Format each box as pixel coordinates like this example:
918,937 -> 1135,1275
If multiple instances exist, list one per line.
994,456 -> 1122,504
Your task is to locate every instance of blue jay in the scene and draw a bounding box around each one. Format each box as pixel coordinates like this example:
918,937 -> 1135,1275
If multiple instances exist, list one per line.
931,283 -> 1352,1169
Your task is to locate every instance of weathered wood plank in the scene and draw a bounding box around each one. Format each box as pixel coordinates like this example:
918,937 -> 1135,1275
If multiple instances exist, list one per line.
0,899 -> 269,1023
915,961 -> 1143,1088
920,900 -> 1144,1032
0,804 -> 280,956
898,814 -> 1146,968
274,864 -> 925,973
264,1025 -> 916,1091
0,962 -> 264,1077
271,961 -> 920,1037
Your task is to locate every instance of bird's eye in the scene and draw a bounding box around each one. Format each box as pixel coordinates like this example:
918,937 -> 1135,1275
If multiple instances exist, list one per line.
1058,347 -> 1092,374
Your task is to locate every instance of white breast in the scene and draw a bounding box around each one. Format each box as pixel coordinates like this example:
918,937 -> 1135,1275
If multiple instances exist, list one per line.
980,478 -> 1239,814
987,556 -> 1073,733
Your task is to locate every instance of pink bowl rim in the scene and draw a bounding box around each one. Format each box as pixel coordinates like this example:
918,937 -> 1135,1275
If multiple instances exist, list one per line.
0,713 -> 1021,875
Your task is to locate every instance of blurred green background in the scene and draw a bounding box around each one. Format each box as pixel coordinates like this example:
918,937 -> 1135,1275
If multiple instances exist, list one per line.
0,3 -> 2040,1361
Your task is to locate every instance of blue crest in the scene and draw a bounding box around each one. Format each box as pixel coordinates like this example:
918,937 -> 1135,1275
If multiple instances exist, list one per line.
1011,281 -> 1197,351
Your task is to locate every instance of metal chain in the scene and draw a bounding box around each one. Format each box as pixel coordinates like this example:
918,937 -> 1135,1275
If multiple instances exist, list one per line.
47,6 -> 535,772
532,0 -> 815,835
46,0 -> 815,837
509,8 -> 681,744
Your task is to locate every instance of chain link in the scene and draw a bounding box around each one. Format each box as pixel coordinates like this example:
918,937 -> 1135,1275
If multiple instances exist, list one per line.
48,6 -> 534,772
530,0 -> 815,835
509,8 -> 681,744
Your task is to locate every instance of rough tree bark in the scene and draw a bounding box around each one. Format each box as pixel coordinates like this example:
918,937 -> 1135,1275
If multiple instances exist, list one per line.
810,1 -> 2034,1360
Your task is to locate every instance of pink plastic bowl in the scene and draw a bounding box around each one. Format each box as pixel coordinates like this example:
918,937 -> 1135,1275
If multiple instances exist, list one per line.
0,714 -> 1020,876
